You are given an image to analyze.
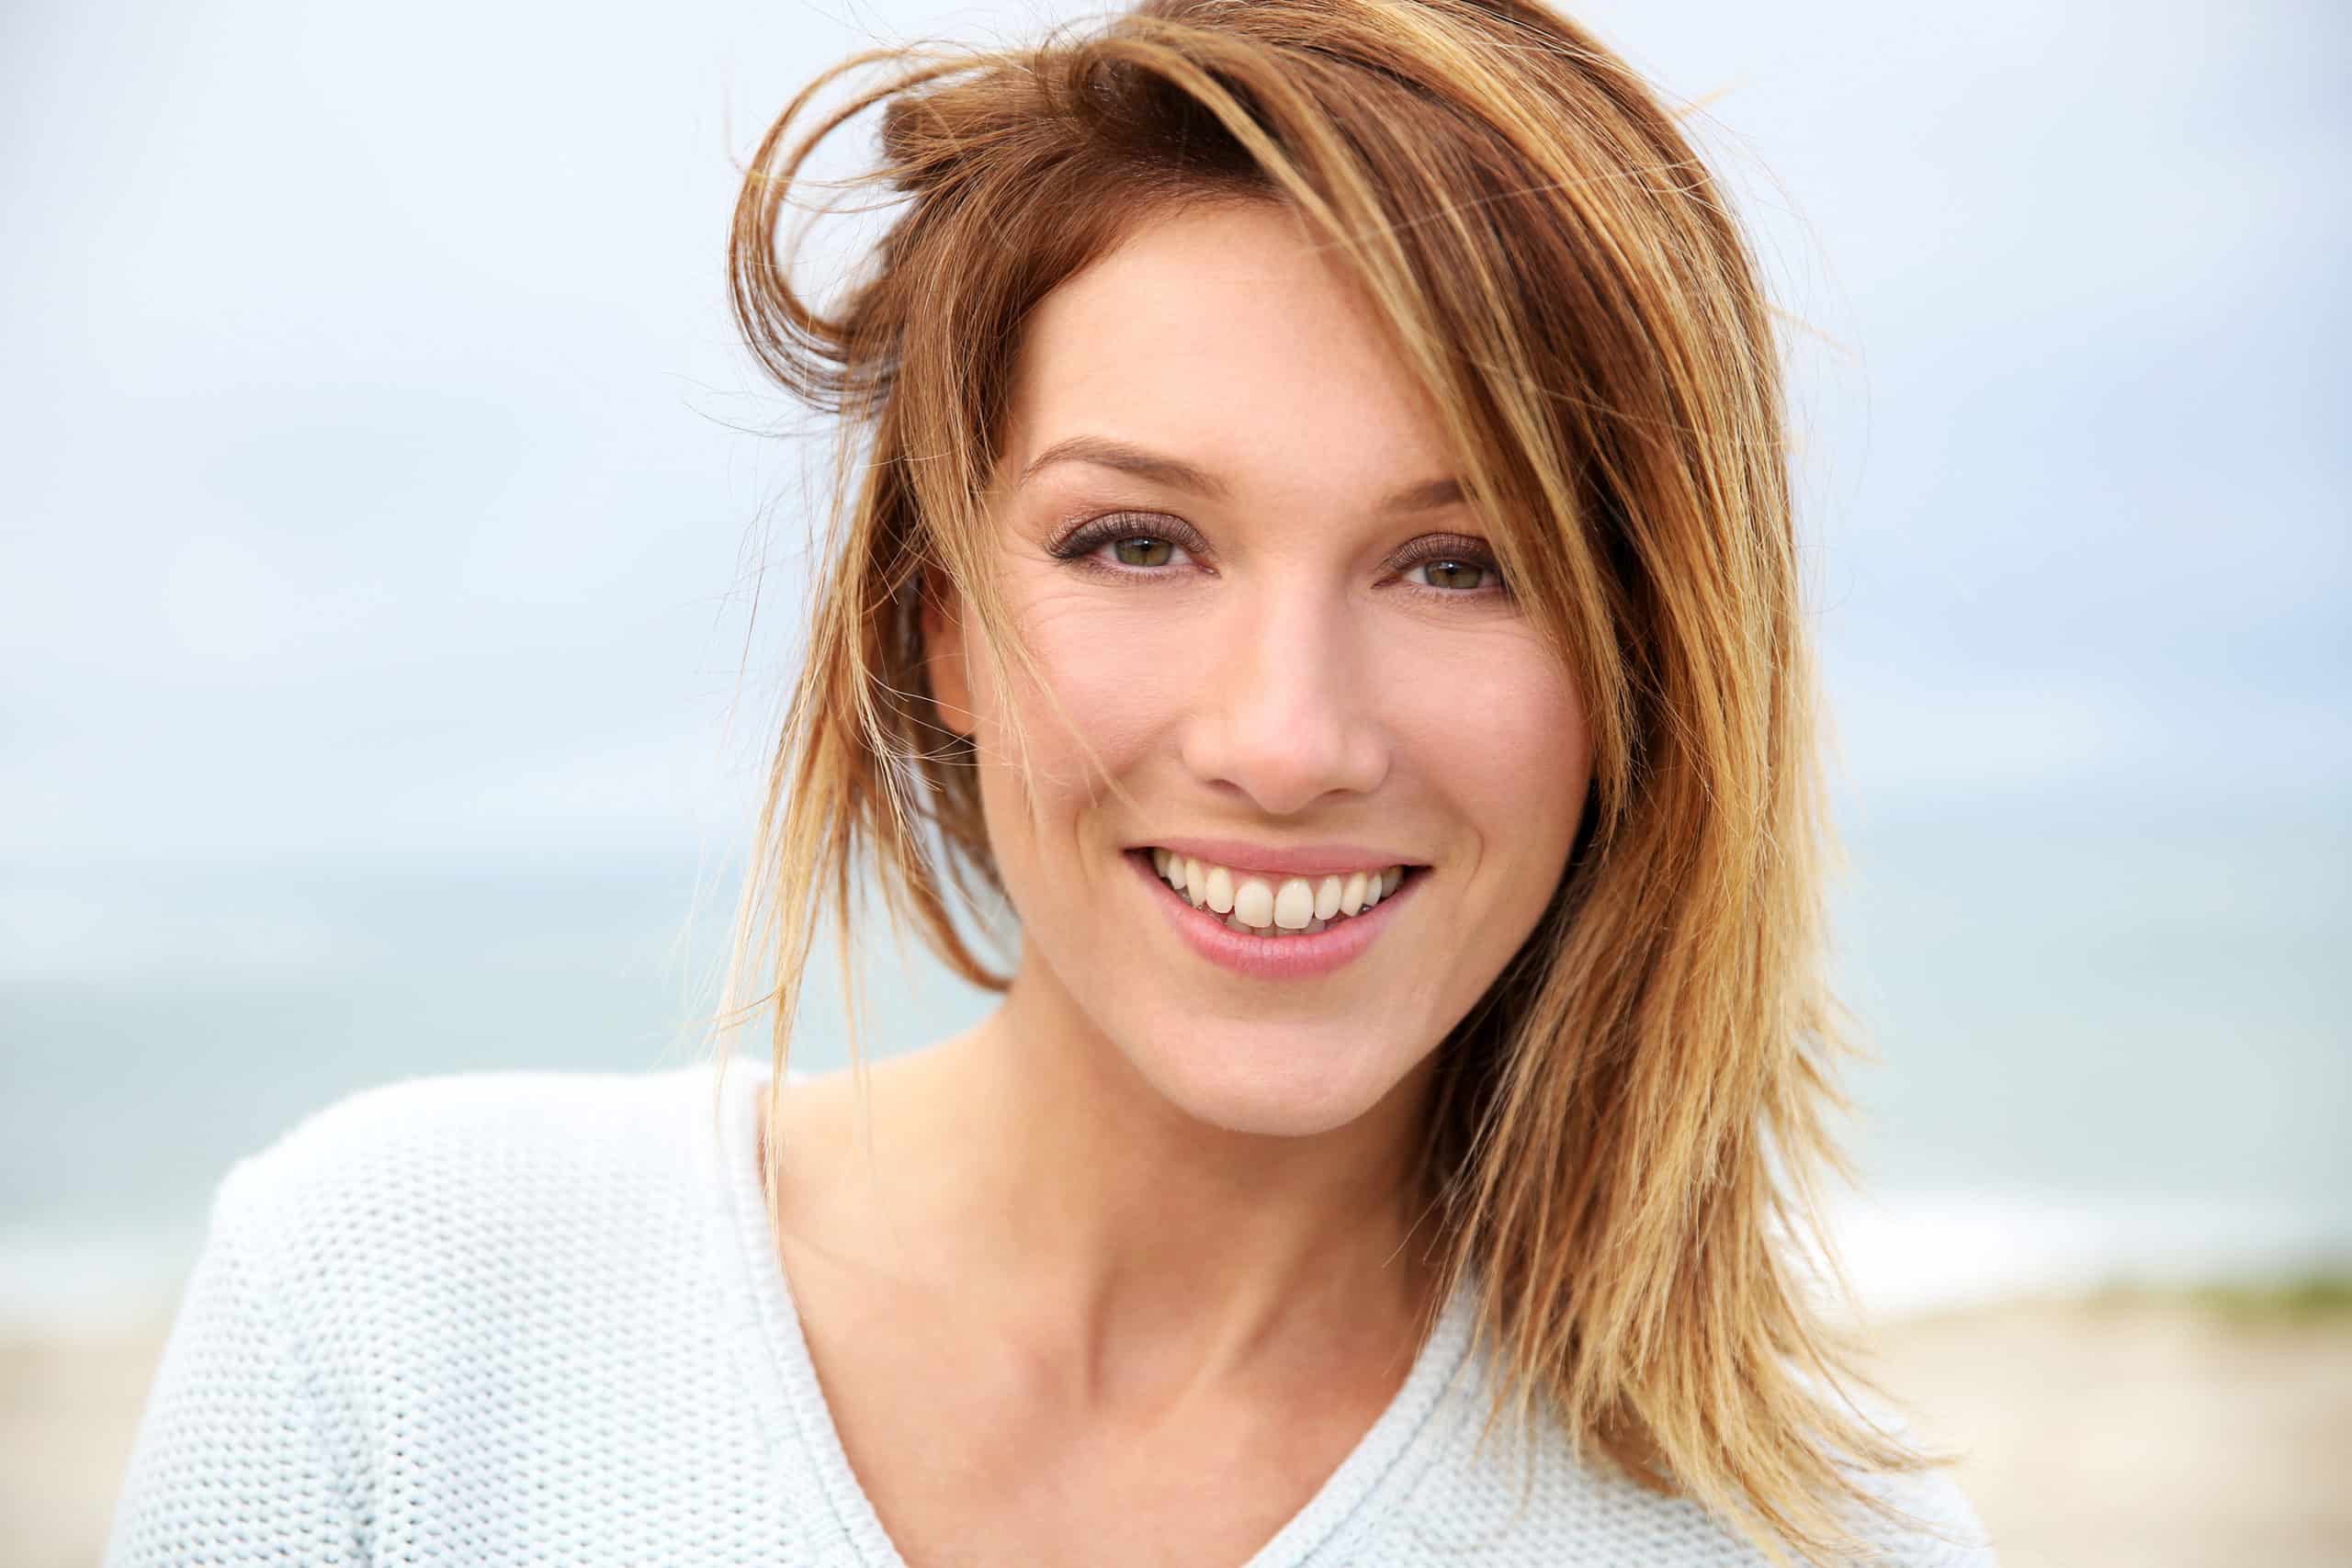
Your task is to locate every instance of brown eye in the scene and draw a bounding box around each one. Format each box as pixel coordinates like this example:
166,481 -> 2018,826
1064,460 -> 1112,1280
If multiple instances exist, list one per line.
1409,558 -> 1488,592
1112,536 -> 1175,567
1047,511 -> 1206,577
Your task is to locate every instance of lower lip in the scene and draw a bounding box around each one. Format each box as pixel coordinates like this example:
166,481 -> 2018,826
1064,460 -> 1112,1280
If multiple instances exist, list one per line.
1125,850 -> 1420,980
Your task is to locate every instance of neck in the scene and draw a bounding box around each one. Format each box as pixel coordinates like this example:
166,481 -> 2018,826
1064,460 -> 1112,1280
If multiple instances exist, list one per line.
797,954 -> 1443,1393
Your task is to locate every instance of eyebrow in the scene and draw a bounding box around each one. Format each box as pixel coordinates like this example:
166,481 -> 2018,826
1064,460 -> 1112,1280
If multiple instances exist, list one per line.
1015,434 -> 1467,515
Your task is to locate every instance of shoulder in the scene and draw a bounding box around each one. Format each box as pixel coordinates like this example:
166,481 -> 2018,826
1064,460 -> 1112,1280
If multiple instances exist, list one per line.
124,1063 -> 806,1558
1826,1396 -> 1999,1567
1852,1467 -> 1996,1565
220,1062 -> 710,1232
210,1062 -> 751,1362
254,1061 -> 713,1156
1384,1358 -> 1996,1566
226,1062 -> 733,1222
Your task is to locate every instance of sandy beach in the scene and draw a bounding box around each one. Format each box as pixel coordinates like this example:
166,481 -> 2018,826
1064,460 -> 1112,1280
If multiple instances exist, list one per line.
4,1315 -> 179,1568
10,1290 -> 2349,1567
1859,1286 -> 2352,1567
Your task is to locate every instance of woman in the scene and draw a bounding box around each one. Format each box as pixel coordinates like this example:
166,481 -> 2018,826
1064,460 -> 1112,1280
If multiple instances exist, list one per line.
107,2 -> 1994,1563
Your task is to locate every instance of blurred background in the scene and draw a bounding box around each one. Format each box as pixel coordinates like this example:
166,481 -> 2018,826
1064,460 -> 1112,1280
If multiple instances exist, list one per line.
4,0 -> 2345,1562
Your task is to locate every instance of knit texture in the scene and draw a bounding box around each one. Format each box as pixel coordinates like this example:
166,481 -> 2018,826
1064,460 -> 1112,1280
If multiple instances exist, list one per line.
106,1062 -> 1996,1565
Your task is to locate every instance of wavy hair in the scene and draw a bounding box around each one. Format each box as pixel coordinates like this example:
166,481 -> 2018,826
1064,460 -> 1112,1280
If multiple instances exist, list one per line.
714,3 -> 1950,1562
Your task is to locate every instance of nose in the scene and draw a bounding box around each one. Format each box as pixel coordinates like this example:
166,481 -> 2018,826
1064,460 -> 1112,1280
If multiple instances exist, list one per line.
1179,576 -> 1388,815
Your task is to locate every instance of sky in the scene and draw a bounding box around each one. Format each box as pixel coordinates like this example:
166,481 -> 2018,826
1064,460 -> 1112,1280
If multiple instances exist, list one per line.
2,0 -> 2346,863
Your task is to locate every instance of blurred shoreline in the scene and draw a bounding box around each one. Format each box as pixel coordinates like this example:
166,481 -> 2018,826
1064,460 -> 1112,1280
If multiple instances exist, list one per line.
17,1182 -> 2349,1336
12,1277 -> 2349,1568
1862,1277 -> 2352,1568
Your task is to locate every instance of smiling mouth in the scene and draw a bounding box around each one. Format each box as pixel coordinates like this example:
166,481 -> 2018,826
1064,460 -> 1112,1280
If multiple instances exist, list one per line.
1132,847 -> 1422,938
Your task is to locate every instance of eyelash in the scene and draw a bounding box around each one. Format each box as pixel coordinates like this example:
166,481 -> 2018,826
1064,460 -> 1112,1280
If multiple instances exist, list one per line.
1046,512 -> 1513,601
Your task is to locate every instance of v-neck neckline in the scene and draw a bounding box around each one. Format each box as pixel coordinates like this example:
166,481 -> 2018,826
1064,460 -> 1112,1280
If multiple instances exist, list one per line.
704,1059 -> 1481,1568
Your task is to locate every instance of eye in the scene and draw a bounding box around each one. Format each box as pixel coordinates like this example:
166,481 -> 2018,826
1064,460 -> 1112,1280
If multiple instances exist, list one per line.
1393,536 -> 1510,599
1047,512 -> 1207,577
1105,535 -> 1180,568
1402,557 -> 1493,592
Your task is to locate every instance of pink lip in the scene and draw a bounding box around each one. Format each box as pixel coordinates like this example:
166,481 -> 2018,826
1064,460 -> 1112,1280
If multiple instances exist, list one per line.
1125,849 -> 1419,981
1136,838 -> 1425,880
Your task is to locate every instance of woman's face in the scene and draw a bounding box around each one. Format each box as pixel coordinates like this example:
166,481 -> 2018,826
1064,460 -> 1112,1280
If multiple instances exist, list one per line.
927,200 -> 1592,1137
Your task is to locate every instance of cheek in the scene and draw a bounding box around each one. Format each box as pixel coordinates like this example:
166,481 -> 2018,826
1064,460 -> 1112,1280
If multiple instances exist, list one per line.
1384,628 -> 1591,857
985,581 -> 1186,770
964,588 -> 1186,1028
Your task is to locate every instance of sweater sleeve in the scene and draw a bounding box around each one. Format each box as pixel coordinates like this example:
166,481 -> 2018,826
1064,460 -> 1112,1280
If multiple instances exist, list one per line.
103,1158 -> 367,1566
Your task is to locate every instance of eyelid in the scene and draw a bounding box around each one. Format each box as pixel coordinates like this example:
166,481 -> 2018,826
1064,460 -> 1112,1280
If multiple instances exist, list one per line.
1384,531 -> 1500,575
1050,512 -> 1510,596
1048,510 -> 1212,562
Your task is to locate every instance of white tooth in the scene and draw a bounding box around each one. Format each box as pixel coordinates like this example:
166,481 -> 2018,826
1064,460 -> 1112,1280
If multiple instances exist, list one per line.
1305,917 -> 1329,933
1152,847 -> 1170,877
1166,853 -> 1186,891
1314,875 -> 1342,920
1234,877 -> 1275,928
1362,874 -> 1382,910
1184,857 -> 1207,907
1204,864 -> 1235,914
1382,865 -> 1403,896
1273,878 -> 1314,930
1339,871 -> 1367,916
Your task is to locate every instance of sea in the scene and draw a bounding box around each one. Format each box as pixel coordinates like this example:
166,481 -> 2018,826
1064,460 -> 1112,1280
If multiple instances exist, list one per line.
5,795 -> 2346,1332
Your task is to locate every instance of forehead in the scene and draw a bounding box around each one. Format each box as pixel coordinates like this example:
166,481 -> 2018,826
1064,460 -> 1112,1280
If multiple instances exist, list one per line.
999,202 -> 1454,505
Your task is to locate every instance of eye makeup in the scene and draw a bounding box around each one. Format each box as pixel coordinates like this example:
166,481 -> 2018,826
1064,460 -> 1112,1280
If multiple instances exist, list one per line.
1046,510 -> 1512,600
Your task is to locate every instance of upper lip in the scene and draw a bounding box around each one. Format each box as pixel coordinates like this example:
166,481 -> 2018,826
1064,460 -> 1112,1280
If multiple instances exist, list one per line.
1135,837 -> 1427,879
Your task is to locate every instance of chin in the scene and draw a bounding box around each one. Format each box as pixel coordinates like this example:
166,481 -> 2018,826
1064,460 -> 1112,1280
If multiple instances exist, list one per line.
1117,1020 -> 1427,1140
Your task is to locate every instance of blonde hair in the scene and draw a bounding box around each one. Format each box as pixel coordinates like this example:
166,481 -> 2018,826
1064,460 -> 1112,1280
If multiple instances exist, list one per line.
715,2 -> 1951,1562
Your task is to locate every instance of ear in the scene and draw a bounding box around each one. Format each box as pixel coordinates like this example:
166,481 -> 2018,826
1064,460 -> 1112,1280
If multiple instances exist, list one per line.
918,572 -> 978,740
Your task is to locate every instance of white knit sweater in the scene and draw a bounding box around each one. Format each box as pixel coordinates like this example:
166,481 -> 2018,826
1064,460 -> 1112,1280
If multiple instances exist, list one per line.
106,1061 -> 1996,1565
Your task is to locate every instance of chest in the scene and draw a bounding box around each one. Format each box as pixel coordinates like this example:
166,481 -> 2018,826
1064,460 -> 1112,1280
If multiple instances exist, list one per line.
783,1251 -> 1407,1568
